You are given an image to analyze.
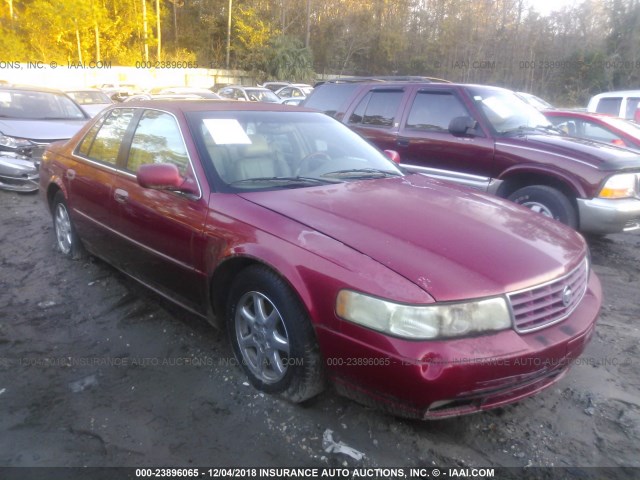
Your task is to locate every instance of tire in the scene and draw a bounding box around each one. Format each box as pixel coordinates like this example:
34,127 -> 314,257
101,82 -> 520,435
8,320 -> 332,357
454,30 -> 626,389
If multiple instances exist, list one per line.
226,265 -> 324,403
507,185 -> 578,229
52,191 -> 86,259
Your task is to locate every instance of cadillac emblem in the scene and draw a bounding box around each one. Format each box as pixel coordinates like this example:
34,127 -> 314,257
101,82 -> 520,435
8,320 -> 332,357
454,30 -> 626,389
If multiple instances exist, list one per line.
562,285 -> 573,307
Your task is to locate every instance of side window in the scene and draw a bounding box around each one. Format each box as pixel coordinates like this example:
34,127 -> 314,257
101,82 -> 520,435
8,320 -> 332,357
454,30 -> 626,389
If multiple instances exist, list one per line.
406,91 -> 470,131
595,97 -> 622,116
625,98 -> 640,120
126,110 -> 189,175
348,90 -> 403,127
583,121 -> 624,144
81,108 -> 135,164
549,117 -> 577,136
76,118 -> 105,157
279,87 -> 292,97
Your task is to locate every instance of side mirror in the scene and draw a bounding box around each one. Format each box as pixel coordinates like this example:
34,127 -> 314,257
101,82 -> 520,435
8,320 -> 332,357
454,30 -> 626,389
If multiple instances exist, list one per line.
449,116 -> 477,136
137,163 -> 199,195
383,150 -> 401,164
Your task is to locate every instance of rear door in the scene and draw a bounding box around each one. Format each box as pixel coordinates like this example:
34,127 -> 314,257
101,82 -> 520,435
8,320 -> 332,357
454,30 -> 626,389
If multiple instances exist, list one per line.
111,109 -> 209,313
346,87 -> 406,152
395,87 -> 496,191
67,108 -> 135,257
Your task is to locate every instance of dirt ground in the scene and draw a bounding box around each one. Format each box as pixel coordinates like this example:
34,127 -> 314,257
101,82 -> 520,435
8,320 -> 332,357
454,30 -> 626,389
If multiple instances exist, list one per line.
1,189 -> 639,476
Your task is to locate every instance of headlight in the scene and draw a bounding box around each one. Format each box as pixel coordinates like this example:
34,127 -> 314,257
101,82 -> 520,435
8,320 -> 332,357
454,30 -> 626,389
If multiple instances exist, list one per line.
598,173 -> 637,199
0,134 -> 32,150
336,290 -> 512,340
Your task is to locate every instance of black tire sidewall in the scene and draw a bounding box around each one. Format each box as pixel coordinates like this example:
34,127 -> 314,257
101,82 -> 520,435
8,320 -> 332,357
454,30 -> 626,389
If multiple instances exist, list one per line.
226,266 -> 312,395
52,191 -> 84,259
508,186 -> 577,228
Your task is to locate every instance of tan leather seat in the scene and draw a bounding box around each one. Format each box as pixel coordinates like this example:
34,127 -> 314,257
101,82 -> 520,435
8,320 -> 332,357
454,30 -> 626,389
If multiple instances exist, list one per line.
232,135 -> 291,181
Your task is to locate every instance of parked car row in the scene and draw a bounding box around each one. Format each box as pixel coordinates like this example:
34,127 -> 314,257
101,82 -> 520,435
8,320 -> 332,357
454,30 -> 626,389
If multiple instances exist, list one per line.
6,75 -> 638,419
216,82 -> 313,104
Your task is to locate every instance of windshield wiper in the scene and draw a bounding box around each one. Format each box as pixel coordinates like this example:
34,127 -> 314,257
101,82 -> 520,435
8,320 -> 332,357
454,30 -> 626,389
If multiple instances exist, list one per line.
321,168 -> 401,179
230,176 -> 338,187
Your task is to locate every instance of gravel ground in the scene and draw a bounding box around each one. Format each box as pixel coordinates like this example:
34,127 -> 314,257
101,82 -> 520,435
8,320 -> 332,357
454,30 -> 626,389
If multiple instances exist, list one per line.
1,190 -> 639,478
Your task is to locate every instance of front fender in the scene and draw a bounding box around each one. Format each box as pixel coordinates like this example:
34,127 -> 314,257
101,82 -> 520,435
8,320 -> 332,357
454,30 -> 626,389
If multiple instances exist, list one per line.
498,164 -> 587,198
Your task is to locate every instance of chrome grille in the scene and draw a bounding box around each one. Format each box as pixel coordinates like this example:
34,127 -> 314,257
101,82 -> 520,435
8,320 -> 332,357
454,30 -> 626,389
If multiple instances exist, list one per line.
507,258 -> 588,333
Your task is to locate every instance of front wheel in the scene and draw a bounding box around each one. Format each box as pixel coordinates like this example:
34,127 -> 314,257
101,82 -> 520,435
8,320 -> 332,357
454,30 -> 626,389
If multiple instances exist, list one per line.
507,185 -> 578,229
226,265 -> 324,403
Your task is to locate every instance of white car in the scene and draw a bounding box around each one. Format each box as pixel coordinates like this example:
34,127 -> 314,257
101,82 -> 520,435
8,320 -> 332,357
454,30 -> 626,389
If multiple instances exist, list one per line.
587,90 -> 640,122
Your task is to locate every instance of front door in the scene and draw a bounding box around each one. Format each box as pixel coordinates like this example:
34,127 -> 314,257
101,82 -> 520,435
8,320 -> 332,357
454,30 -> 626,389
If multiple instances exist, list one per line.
111,109 -> 209,313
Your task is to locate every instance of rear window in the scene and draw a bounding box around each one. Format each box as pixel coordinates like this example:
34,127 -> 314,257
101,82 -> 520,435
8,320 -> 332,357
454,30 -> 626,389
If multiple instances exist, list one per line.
349,90 -> 403,127
303,84 -> 360,118
595,97 -> 622,116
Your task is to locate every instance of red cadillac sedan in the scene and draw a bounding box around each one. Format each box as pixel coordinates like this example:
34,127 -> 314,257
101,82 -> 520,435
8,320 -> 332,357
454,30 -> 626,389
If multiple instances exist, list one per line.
40,101 -> 601,419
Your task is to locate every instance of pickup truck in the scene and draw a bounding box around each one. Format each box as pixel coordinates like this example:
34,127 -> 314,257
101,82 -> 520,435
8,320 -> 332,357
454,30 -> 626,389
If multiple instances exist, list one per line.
303,80 -> 640,234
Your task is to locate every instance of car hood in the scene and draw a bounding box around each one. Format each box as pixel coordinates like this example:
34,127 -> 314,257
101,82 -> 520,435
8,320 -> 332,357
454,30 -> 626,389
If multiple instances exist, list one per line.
498,133 -> 640,171
0,118 -> 87,143
239,174 -> 587,301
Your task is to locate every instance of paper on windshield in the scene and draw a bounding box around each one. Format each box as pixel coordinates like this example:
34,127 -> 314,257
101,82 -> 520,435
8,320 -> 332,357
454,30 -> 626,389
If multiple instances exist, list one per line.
203,118 -> 251,144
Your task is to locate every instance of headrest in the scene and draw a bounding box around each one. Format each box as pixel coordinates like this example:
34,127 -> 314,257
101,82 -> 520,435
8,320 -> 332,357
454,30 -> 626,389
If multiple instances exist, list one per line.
239,135 -> 270,158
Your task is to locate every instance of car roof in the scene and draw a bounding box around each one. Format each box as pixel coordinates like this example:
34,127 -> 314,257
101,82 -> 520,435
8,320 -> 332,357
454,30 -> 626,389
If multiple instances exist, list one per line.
0,84 -> 69,94
107,99 -> 314,113
64,87 -> 105,92
591,90 -> 640,97
317,75 -> 451,84
545,109 -> 617,119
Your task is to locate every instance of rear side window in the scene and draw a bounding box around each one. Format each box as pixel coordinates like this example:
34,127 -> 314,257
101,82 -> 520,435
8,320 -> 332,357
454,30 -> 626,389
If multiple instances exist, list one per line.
126,110 -> 189,175
303,84 -> 360,118
406,91 -> 470,131
624,98 -> 640,119
349,90 -> 403,127
78,108 -> 135,165
595,97 -> 622,116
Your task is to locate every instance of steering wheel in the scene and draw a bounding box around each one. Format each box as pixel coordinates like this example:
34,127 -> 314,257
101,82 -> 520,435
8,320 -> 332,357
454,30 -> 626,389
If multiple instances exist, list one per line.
295,151 -> 332,175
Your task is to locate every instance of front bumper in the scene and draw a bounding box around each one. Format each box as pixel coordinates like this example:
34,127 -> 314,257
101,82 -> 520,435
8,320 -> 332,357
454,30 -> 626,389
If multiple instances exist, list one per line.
317,271 -> 601,419
577,197 -> 640,234
0,153 -> 39,193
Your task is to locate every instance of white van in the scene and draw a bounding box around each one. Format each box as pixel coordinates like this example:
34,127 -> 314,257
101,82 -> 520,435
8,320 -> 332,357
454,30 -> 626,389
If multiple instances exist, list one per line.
587,90 -> 640,122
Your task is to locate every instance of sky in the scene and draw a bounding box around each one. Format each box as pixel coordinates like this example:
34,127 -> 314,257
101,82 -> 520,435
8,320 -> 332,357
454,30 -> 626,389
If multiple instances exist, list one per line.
529,0 -> 575,16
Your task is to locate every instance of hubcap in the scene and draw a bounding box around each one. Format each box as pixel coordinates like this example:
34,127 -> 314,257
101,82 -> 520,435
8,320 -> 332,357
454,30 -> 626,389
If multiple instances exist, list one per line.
521,201 -> 554,218
54,203 -> 73,254
235,291 -> 290,384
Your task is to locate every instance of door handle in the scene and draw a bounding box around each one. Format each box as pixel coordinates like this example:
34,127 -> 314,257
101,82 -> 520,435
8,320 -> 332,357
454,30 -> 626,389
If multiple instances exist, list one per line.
114,188 -> 129,203
397,138 -> 410,147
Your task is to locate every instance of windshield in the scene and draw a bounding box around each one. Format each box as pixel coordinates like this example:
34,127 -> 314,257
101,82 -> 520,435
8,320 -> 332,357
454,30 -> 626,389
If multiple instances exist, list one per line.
66,90 -> 112,105
0,89 -> 87,120
469,87 -> 553,134
244,89 -> 281,103
189,111 -> 403,192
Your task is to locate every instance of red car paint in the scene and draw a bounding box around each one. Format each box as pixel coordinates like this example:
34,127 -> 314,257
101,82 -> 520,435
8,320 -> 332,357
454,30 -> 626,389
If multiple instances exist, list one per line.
40,101 -> 601,419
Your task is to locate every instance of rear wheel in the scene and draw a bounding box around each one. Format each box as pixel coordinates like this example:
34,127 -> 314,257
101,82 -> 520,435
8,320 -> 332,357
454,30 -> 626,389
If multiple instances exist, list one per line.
226,265 -> 324,402
52,191 -> 85,259
507,185 -> 578,229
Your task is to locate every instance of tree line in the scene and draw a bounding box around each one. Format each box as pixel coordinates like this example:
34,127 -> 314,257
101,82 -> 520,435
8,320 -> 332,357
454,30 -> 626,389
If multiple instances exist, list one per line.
2,0 -> 640,105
